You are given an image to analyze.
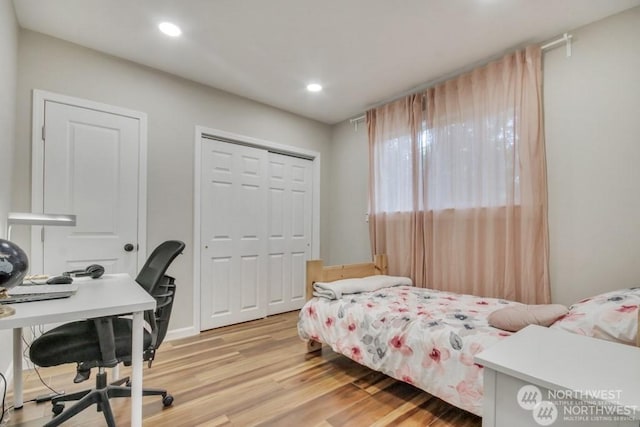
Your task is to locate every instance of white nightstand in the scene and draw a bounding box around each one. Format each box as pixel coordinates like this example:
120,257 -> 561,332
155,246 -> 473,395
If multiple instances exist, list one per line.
475,325 -> 640,427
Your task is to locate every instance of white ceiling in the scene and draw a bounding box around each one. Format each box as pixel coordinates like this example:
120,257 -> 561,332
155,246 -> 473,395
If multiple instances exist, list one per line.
12,0 -> 640,124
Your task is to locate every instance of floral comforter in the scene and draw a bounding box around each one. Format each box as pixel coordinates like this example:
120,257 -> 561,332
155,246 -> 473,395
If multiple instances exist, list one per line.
297,286 -> 519,416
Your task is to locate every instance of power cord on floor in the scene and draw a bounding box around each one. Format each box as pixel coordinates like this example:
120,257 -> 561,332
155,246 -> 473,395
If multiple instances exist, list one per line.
22,333 -> 64,397
0,366 -> 63,427
31,365 -> 63,397
0,328 -> 66,426
1,372 -> 6,425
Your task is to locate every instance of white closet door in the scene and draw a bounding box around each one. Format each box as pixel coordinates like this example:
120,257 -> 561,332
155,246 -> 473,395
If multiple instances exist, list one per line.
200,139 -> 268,330
267,153 -> 313,315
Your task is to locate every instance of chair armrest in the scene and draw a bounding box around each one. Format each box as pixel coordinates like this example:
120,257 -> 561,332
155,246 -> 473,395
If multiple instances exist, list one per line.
92,317 -> 119,367
145,310 -> 159,349
154,292 -> 173,309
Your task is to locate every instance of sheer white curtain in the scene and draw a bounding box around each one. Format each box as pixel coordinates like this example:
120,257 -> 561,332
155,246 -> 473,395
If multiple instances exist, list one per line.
368,46 -> 550,304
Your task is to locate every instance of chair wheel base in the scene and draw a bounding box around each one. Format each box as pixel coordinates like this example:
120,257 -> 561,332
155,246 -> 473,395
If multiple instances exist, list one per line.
52,403 -> 65,415
162,394 -> 174,407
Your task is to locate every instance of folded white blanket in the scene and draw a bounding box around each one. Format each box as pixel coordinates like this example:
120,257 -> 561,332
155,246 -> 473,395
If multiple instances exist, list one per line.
313,275 -> 413,300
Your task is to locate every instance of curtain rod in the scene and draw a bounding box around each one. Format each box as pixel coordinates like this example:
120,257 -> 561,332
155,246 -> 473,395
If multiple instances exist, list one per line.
541,32 -> 572,56
348,32 -> 573,131
349,115 -> 366,131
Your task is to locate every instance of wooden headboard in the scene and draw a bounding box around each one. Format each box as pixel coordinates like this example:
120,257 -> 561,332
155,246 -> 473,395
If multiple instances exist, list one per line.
305,254 -> 388,301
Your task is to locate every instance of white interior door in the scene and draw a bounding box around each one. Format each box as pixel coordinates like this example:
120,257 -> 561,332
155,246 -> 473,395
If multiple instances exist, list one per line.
41,100 -> 141,277
200,139 -> 268,329
267,153 -> 312,315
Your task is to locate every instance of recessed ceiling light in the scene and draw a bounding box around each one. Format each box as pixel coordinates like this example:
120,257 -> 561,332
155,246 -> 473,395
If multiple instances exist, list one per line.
158,22 -> 182,37
306,83 -> 323,92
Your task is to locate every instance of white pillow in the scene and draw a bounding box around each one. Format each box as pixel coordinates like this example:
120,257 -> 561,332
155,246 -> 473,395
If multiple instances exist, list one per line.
313,275 -> 412,299
549,288 -> 640,345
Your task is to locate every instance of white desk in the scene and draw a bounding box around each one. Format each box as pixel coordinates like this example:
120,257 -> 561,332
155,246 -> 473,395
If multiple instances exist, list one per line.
0,273 -> 156,427
476,325 -> 640,427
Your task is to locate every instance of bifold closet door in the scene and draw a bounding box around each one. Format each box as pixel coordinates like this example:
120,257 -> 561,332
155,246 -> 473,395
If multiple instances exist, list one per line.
266,153 -> 313,315
200,139 -> 269,330
200,139 -> 314,329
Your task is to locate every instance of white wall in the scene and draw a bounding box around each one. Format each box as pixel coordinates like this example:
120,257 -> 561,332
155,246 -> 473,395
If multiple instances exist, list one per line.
0,0 -> 18,238
545,6 -> 640,305
12,30 -> 333,334
0,0 -> 19,377
328,6 -> 640,306
328,120 -> 371,265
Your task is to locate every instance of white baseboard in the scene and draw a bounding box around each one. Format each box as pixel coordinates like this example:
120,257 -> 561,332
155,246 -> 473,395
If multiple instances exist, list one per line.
164,326 -> 199,341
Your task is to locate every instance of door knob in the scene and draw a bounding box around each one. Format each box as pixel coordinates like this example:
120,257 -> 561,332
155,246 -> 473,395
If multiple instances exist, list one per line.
124,243 -> 135,252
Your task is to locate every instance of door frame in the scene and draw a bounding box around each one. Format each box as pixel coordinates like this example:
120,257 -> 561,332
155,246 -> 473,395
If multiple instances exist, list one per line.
193,126 -> 321,332
31,89 -> 148,273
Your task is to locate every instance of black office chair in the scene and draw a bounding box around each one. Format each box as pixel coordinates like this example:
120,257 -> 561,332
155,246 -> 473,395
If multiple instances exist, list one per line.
29,240 -> 186,427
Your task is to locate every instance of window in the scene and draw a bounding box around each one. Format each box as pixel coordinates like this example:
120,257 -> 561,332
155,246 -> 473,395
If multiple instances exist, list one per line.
374,115 -> 521,213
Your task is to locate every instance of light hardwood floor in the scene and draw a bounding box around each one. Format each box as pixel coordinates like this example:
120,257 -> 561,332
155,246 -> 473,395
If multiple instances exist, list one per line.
5,311 -> 481,426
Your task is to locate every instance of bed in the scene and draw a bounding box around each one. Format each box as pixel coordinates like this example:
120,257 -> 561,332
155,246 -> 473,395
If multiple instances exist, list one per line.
297,256 -> 640,417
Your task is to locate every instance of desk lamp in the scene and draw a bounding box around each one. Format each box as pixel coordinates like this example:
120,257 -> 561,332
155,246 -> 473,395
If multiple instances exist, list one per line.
0,212 -> 77,318
6,212 -> 77,241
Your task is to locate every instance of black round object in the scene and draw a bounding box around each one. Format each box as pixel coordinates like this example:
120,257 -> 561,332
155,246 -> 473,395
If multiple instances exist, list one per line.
0,239 -> 29,292
163,395 -> 174,407
86,264 -> 105,279
52,403 -> 65,415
